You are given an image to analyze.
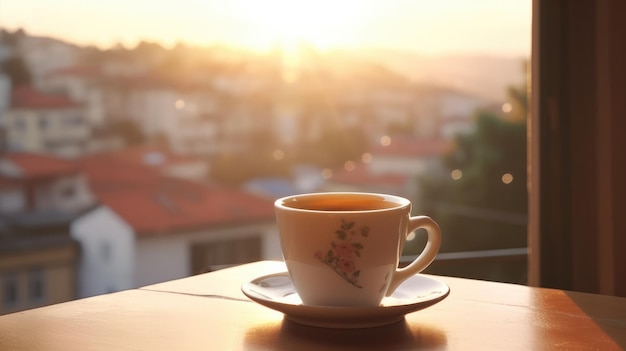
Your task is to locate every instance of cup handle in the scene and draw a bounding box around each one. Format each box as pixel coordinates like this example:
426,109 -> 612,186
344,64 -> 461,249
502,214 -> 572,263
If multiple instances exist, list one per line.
386,216 -> 442,296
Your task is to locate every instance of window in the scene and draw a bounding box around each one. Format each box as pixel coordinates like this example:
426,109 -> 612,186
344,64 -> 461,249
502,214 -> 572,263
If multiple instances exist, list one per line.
2,1 -> 534,293
0,188 -> 26,213
63,115 -> 84,127
61,184 -> 76,198
38,116 -> 50,129
28,268 -> 46,303
101,242 -> 111,262
14,118 -> 27,132
191,237 -> 262,274
2,272 -> 18,309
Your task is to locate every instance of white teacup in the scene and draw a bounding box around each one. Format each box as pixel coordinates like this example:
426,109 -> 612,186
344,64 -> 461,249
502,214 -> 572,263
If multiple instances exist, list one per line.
274,192 -> 442,307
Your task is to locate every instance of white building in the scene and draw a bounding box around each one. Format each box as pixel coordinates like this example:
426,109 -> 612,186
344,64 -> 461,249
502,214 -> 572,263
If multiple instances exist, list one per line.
70,207 -> 135,296
3,87 -> 92,158
39,66 -> 106,128
0,152 -> 86,315
17,35 -> 79,88
101,79 -> 221,155
413,85 -> 489,139
72,206 -> 279,296
0,153 -> 95,214
323,136 -> 451,200
71,152 -> 280,297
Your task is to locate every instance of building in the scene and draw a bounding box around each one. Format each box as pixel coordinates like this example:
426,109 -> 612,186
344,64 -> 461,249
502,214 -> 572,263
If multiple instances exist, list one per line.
412,85 -> 489,140
0,152 -> 93,315
99,77 -> 222,155
71,151 -> 279,297
3,86 -> 92,158
97,144 -> 210,181
323,136 -> 451,200
0,152 -> 95,214
0,216 -> 79,315
39,66 -> 106,128
323,161 -> 410,196
16,34 -> 79,88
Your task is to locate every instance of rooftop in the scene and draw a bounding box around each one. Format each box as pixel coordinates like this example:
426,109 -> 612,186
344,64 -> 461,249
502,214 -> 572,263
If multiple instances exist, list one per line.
0,152 -> 79,180
10,86 -> 79,110
46,65 -> 101,78
80,151 -> 274,236
0,211 -> 79,254
371,137 -> 452,158
103,144 -> 204,169
329,162 -> 408,186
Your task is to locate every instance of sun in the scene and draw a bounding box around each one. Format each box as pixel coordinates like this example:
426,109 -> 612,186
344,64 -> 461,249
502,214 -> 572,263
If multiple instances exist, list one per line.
236,0 -> 365,51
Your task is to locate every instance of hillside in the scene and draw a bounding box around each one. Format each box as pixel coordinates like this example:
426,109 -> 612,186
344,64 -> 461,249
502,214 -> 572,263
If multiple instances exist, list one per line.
332,48 -> 528,102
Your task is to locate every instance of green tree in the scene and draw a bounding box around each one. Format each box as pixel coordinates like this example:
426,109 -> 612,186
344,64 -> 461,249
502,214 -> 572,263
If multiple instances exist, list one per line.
1,56 -> 31,87
416,83 -> 528,253
110,119 -> 146,146
411,82 -> 528,284
302,125 -> 368,169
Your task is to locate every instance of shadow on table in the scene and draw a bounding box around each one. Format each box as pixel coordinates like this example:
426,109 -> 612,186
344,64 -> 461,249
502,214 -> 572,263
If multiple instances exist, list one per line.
244,318 -> 447,351
563,292 -> 626,349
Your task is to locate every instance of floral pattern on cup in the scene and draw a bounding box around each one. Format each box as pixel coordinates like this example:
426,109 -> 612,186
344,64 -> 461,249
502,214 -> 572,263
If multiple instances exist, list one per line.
315,219 -> 370,288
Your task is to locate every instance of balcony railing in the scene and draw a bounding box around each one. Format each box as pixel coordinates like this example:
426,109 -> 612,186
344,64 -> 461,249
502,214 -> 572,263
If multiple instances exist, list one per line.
401,247 -> 529,284
401,247 -> 528,265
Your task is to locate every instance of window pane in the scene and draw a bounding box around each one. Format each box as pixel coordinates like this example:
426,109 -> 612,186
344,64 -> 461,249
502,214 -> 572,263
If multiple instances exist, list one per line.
191,237 -> 262,274
28,267 -> 46,303
3,272 -> 18,308
0,1 -> 531,303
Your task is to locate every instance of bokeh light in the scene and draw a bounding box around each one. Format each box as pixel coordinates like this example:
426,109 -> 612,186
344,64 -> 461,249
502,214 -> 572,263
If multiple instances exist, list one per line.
380,135 -> 391,146
361,153 -> 373,163
451,169 -> 463,180
502,102 -> 512,113
502,173 -> 514,184
272,149 -> 284,160
175,99 -> 185,110
322,168 -> 333,179
344,161 -> 356,171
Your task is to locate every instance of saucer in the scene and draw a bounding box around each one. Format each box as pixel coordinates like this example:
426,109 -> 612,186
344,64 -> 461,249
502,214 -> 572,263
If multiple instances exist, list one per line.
241,272 -> 450,329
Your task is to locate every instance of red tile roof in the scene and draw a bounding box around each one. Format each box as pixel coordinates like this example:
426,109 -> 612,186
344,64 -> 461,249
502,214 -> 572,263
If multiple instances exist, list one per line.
328,137 -> 450,187
104,144 -> 203,169
372,137 -> 452,158
11,86 -> 79,109
329,162 -> 408,186
2,153 -> 79,179
80,153 -> 274,236
47,66 -> 101,78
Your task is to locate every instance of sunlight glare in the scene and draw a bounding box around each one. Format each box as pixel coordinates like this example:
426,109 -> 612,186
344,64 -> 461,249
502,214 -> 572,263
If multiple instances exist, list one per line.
236,0 -> 362,51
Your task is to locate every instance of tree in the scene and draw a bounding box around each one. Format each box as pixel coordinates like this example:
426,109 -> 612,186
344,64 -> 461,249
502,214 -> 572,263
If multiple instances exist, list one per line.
1,56 -> 31,87
410,82 -> 528,284
302,125 -> 369,169
0,28 -> 26,47
109,119 -> 146,146
416,82 -> 528,253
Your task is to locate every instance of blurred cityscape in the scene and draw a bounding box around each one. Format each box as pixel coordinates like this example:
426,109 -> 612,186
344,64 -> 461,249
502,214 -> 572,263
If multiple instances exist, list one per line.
0,28 -> 528,314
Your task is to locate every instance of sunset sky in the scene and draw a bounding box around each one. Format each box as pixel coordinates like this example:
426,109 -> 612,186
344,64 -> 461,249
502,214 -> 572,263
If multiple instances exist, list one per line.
1,0 -> 531,56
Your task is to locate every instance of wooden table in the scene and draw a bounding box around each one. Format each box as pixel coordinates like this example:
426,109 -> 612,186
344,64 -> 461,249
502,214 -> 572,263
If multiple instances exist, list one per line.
1,260 -> 625,350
